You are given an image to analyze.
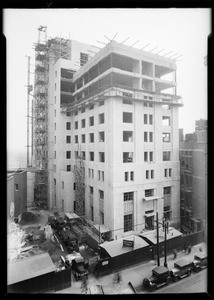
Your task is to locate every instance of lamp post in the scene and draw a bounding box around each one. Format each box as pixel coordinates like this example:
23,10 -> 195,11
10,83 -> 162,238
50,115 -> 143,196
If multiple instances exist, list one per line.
163,218 -> 169,268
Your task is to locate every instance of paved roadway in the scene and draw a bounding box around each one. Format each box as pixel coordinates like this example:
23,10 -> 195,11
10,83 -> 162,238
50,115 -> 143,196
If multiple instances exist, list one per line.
135,269 -> 207,294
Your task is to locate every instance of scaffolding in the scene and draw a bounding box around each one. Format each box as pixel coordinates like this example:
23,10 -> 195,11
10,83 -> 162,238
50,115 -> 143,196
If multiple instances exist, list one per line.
74,153 -> 85,216
33,26 -> 49,209
33,26 -> 71,209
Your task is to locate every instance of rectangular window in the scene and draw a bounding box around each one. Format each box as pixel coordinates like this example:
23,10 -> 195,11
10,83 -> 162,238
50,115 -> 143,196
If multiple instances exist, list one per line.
67,165 -> 71,171
80,52 -> 89,66
53,164 -> 56,172
123,131 -> 133,142
102,171 -> 104,181
123,152 -> 133,163
74,151 -> 78,158
15,184 -> 18,191
89,186 -> 94,195
124,214 -> 133,232
81,119 -> 86,128
75,135 -> 78,143
54,109 -> 56,117
81,108 -> 85,113
81,151 -> 85,160
73,183 -> 76,190
163,133 -> 170,142
130,171 -> 134,181
66,151 -> 71,159
89,104 -> 94,110
66,122 -> 71,130
54,123 -> 56,130
144,152 -> 148,162
91,169 -> 94,178
164,186 -> 171,195
162,116 -> 170,126
124,192 -> 134,201
99,190 -> 104,199
144,132 -> 148,142
169,168 -> 172,177
125,172 -> 129,181
75,121 -> 78,129
163,151 -> 171,161
89,152 -> 94,161
89,133 -> 94,143
123,112 -> 133,123
149,152 -> 153,162
99,100 -> 104,106
54,96 -> 56,104
151,170 -> 154,179
149,132 -> 153,142
74,110 -> 78,116
149,115 -> 153,125
145,189 -> 154,197
123,99 -> 132,105
144,102 -> 148,107
164,168 -> 168,177
81,134 -> 85,143
62,181 -> 64,189
54,136 -> 56,144
54,151 -> 56,159
99,113 -> 105,124
91,206 -> 94,222
144,114 -> 148,124
66,136 -> 71,143
55,83 -> 56,91
99,152 -> 105,162
146,170 -> 149,179
66,111 -> 71,116
149,103 -> 153,107
99,131 -> 105,142
89,116 -> 94,126
88,168 -> 91,178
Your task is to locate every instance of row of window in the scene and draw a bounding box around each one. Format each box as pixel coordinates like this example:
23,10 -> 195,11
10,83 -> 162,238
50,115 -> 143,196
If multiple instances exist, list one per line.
74,113 -> 105,128
124,186 -> 171,200
88,169 -> 104,181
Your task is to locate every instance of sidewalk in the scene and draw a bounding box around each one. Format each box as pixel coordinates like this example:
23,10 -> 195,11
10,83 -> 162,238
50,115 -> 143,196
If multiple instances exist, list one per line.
53,242 -> 207,294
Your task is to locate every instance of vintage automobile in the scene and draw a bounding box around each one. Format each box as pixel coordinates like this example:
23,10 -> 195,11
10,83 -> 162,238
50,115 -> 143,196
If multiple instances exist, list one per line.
170,259 -> 192,281
191,253 -> 207,272
63,253 -> 89,280
143,266 -> 171,291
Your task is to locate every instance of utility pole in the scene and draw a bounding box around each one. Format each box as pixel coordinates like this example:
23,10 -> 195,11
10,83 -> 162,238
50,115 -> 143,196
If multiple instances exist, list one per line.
156,212 -> 160,266
163,218 -> 169,268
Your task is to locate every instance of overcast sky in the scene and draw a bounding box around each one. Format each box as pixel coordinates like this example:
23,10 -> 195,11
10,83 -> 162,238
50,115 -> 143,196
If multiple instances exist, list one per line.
4,8 -> 211,157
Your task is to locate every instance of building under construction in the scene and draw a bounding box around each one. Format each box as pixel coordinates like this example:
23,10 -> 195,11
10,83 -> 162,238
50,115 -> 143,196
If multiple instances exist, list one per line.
31,26 -> 183,240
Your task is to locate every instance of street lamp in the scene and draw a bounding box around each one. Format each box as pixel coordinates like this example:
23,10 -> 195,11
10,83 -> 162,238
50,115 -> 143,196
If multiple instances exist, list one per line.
162,218 -> 169,268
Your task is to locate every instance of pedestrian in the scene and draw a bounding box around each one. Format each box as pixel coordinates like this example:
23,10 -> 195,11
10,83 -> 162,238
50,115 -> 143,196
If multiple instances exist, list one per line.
81,276 -> 88,293
187,245 -> 191,254
117,272 -> 121,283
173,249 -> 177,259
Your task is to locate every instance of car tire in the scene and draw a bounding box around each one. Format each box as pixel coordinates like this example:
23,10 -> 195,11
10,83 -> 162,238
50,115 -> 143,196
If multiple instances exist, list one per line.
166,278 -> 171,285
151,285 -> 157,292
174,276 -> 179,282
187,270 -> 191,277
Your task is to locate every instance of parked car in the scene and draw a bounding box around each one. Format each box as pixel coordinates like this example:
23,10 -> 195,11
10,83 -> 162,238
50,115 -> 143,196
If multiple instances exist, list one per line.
170,259 -> 192,281
63,253 -> 89,280
191,253 -> 207,272
143,266 -> 171,291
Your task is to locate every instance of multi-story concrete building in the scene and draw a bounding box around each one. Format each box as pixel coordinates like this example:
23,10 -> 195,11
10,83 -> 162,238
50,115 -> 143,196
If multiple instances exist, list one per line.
179,119 -> 207,234
33,27 -> 183,240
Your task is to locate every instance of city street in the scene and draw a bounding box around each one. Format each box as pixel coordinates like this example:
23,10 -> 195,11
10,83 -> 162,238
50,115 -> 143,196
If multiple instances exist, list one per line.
54,242 -> 207,294
135,269 -> 207,294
